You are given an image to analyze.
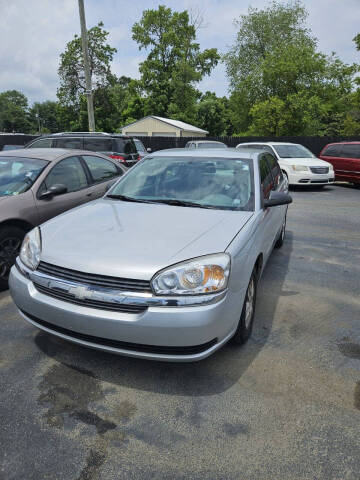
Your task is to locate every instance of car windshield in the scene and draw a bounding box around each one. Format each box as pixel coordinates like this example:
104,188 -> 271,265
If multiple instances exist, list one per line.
198,143 -> 227,149
273,144 -> 315,158
0,156 -> 48,196
107,156 -> 254,211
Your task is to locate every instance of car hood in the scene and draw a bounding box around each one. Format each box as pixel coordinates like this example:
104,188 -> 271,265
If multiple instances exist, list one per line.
40,199 -> 253,280
278,157 -> 331,167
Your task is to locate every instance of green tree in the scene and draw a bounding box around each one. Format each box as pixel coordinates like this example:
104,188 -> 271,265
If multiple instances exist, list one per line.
29,101 -> 60,133
196,92 -> 228,136
224,1 -> 356,135
0,90 -> 31,133
58,21 -> 117,107
132,5 -> 219,122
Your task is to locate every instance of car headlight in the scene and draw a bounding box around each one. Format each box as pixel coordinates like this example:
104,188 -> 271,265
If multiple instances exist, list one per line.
292,165 -> 309,171
328,164 -> 334,171
20,227 -> 42,270
151,253 -> 230,295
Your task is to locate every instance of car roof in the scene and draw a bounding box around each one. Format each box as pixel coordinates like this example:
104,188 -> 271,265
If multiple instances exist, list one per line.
192,140 -> 226,144
30,133 -> 131,139
238,142 -> 300,146
0,148 -> 106,161
323,141 -> 360,146
149,147 -> 259,159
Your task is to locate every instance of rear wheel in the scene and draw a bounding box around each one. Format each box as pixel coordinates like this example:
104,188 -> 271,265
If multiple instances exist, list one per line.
232,269 -> 257,345
0,227 -> 25,288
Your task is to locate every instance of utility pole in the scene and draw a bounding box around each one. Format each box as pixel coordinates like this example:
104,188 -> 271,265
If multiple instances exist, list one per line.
78,0 -> 95,131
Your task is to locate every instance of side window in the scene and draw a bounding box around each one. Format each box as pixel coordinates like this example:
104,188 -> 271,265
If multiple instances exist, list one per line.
114,139 -> 137,154
53,137 -> 83,149
322,144 -> 343,157
259,156 -> 274,199
82,155 -> 120,183
134,140 -> 146,153
41,156 -> 88,194
341,144 -> 360,159
84,138 -> 113,152
28,138 -> 53,148
265,154 -> 283,189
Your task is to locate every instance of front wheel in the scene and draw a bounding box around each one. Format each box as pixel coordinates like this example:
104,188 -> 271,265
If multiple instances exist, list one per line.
0,226 -> 25,289
232,270 -> 257,345
275,214 -> 287,249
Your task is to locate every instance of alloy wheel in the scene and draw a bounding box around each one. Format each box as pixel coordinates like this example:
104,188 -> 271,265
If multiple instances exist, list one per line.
0,237 -> 22,280
244,276 -> 255,329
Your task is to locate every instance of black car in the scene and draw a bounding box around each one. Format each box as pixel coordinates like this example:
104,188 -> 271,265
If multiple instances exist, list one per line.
25,132 -> 139,167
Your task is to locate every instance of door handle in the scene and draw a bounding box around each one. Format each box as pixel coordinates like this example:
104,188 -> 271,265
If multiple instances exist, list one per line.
86,192 -> 93,197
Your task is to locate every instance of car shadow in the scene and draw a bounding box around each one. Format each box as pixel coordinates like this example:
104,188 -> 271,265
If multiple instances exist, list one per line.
34,232 -> 294,397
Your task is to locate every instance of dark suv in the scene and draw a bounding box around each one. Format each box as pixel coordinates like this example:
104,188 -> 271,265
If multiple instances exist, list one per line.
25,132 -> 139,167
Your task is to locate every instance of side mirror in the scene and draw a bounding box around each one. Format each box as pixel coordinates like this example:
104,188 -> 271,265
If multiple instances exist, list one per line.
39,183 -> 67,199
146,147 -> 152,153
264,191 -> 292,208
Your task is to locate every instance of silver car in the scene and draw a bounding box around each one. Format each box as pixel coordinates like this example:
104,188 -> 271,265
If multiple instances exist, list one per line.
9,149 -> 292,361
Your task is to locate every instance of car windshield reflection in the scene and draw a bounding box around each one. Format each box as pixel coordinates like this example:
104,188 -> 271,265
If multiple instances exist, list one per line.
107,156 -> 255,211
0,157 -> 48,196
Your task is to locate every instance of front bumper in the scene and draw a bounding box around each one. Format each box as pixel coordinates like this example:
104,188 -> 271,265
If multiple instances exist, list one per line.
287,171 -> 334,185
9,261 -> 243,362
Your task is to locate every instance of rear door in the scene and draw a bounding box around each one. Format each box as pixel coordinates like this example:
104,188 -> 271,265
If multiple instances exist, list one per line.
320,144 -> 344,179
81,155 -> 124,199
338,144 -> 360,183
34,156 -> 91,224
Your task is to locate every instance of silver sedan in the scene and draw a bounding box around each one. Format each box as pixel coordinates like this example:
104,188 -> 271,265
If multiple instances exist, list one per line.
9,148 -> 292,361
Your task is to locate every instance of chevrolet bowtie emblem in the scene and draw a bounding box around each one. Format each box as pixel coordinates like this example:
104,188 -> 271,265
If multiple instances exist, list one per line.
68,285 -> 92,300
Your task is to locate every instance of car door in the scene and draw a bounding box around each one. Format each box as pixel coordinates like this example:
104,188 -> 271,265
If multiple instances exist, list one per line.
320,144 -> 343,179
258,154 -> 278,261
81,155 -> 124,199
338,144 -> 360,183
34,155 -> 92,224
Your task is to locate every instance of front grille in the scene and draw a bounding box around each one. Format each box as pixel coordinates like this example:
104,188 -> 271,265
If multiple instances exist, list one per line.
21,310 -> 218,355
310,167 -> 329,174
34,283 -> 147,314
37,262 -> 152,293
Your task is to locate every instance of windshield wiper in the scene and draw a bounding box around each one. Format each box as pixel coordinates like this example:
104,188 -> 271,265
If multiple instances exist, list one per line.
152,199 -> 217,209
106,194 -> 156,204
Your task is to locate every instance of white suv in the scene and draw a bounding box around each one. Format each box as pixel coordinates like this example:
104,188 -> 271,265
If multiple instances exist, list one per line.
236,142 -> 334,186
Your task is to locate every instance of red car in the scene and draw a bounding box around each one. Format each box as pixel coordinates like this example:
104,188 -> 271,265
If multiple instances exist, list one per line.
319,142 -> 360,185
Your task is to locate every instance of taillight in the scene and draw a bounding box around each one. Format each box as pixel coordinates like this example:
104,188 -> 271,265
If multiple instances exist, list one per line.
109,155 -> 125,162
137,155 -> 140,161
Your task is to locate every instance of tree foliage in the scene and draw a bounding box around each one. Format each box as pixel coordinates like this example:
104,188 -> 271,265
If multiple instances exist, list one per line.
132,5 -> 219,122
224,1 -> 357,135
58,22 -> 117,107
0,90 -> 31,133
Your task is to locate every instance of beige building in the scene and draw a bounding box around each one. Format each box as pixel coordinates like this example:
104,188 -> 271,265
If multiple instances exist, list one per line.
121,116 -> 208,138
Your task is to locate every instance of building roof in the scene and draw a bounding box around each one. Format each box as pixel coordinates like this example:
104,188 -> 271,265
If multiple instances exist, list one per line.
122,116 -> 209,134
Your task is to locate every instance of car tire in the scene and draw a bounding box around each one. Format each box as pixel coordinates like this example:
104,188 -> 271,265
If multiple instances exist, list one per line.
0,226 -> 25,289
231,268 -> 257,345
275,214 -> 286,249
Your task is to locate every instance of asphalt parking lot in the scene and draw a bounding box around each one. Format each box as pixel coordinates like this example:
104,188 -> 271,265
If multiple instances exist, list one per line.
1,183 -> 360,480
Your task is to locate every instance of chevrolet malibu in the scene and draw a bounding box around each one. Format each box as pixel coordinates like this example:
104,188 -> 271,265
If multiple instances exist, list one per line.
10,149 -> 292,361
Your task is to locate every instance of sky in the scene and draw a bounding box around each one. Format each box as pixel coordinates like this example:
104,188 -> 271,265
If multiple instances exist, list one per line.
0,0 -> 359,105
